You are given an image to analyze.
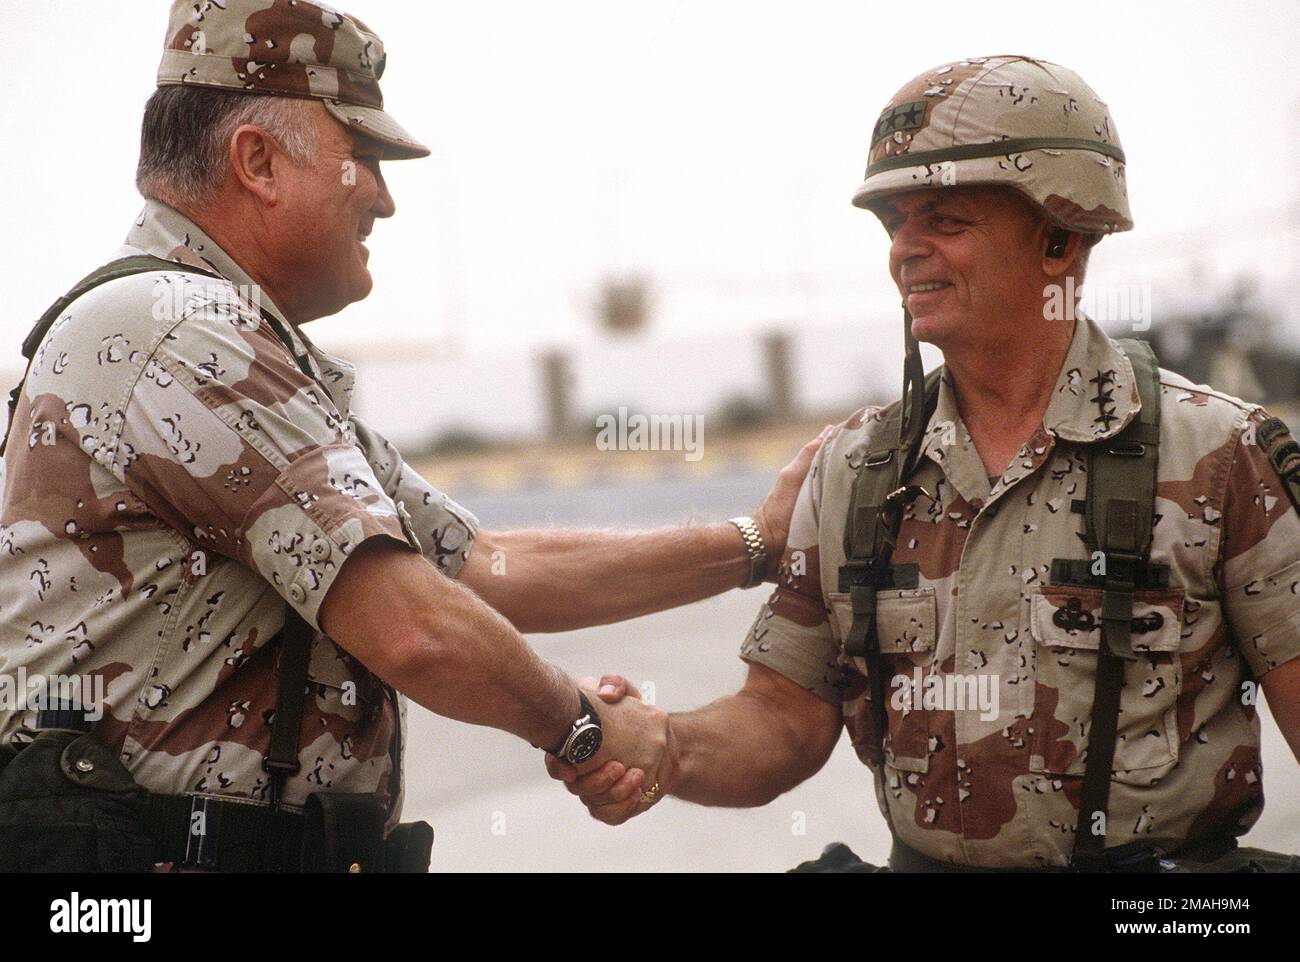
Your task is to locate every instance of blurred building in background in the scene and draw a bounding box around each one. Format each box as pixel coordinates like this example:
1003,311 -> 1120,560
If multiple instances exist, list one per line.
345,269 -> 1298,474
1137,277 -> 1300,411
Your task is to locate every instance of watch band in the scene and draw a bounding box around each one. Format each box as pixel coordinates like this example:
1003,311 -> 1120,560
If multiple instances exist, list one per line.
546,690 -> 601,759
727,516 -> 769,589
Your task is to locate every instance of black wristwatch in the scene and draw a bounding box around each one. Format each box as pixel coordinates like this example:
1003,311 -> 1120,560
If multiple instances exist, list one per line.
545,691 -> 603,765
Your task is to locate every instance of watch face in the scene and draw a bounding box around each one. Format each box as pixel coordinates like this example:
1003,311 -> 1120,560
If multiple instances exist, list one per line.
566,724 -> 602,765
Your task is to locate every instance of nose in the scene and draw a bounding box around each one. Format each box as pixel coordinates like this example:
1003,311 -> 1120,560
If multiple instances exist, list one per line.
888,217 -> 933,284
371,163 -> 396,219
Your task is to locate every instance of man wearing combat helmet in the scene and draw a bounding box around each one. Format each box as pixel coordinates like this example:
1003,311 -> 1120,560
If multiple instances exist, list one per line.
0,0 -> 824,871
554,56 -> 1300,872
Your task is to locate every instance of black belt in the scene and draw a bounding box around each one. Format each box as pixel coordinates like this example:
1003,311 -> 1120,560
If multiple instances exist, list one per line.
145,793 -> 434,872
29,711 -> 431,873
146,795 -> 308,871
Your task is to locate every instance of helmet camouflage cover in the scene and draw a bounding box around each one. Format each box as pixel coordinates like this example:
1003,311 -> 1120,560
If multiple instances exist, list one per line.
156,0 -> 429,160
852,55 -> 1132,236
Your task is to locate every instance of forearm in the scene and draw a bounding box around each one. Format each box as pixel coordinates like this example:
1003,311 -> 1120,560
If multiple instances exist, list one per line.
321,539 -> 578,750
403,568 -> 580,747
470,524 -> 752,633
666,689 -> 833,807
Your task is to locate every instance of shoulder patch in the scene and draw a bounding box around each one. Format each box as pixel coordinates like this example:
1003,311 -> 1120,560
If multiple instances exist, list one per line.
1255,415 -> 1300,515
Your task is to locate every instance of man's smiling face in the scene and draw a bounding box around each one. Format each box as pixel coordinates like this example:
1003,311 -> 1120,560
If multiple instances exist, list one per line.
274,103 -> 397,321
874,186 -> 1050,352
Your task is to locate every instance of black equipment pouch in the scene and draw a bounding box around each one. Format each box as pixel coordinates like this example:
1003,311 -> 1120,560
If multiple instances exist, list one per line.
0,730 -> 154,872
300,795 -> 436,873
384,820 -> 435,873
300,792 -> 388,873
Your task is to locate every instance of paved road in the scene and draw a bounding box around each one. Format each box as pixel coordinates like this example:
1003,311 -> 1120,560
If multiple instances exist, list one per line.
403,470 -> 1299,872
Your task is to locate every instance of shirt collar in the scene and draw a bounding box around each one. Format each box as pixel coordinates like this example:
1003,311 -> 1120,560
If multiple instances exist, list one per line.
126,200 -> 357,416
912,315 -> 1144,507
917,313 -> 1142,458
1041,314 -> 1141,444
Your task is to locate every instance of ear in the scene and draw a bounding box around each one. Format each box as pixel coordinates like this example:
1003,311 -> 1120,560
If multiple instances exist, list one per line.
1039,223 -> 1083,279
227,124 -> 281,207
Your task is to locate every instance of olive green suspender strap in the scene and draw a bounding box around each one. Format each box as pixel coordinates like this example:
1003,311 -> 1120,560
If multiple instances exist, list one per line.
1069,338 -> 1162,870
0,255 -> 312,811
838,311 -> 942,765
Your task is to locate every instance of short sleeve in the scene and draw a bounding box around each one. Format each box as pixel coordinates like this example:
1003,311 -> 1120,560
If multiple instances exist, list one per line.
349,414 -> 479,578
1220,408 -> 1300,677
115,279 -> 413,629
740,437 -> 852,703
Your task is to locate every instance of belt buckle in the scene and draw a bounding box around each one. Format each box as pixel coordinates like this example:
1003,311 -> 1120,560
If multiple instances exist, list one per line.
182,795 -> 223,869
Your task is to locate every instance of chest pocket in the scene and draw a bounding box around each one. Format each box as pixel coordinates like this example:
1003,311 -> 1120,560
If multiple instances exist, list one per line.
828,587 -> 938,772
1029,585 -> 1185,785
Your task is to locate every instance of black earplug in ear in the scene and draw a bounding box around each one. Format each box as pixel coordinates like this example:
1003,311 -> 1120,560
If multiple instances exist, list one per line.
1045,228 -> 1071,259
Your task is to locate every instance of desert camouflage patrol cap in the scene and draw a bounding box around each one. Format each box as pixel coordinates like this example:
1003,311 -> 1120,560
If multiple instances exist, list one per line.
156,0 -> 430,160
853,55 -> 1132,235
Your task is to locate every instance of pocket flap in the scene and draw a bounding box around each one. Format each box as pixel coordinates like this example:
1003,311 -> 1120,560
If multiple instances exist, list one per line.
875,588 -> 937,654
826,589 -> 938,654
1031,586 -> 1183,653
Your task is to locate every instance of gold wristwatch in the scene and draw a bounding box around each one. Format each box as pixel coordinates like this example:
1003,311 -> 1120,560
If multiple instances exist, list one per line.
727,516 -> 769,589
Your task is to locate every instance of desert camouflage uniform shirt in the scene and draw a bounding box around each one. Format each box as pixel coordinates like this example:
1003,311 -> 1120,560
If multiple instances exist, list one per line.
0,200 -> 478,825
741,315 -> 1300,868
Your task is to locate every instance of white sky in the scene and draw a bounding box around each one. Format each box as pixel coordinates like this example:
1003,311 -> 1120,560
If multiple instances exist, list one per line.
2,0 -> 1298,371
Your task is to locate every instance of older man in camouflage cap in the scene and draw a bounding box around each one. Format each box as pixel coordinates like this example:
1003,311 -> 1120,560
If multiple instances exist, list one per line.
555,56 -> 1300,873
0,0 -> 823,872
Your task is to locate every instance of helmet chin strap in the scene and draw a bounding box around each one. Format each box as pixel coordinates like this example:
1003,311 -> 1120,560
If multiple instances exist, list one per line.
899,306 -> 929,470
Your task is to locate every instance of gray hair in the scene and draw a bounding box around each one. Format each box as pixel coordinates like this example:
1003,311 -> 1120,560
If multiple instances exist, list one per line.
136,86 -> 319,206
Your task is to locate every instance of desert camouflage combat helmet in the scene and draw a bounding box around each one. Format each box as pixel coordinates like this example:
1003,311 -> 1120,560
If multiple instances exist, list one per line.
852,55 -> 1132,235
156,0 -> 429,160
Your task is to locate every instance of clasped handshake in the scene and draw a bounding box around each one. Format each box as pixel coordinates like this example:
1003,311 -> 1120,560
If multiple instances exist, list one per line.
535,426 -> 843,825
544,675 -> 673,826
